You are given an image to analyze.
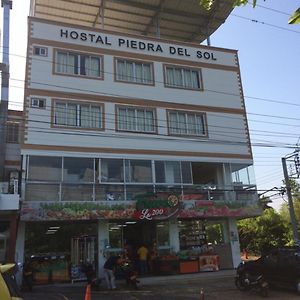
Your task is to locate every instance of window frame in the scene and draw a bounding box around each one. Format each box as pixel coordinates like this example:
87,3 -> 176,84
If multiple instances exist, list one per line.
52,99 -> 104,130
53,48 -> 104,80
167,109 -> 208,137
6,122 -> 19,144
114,57 -> 155,86
33,46 -> 48,57
163,64 -> 203,91
31,97 -> 46,109
116,105 -> 157,134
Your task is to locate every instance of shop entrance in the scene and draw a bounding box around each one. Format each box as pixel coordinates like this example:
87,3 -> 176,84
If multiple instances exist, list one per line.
123,221 -> 156,249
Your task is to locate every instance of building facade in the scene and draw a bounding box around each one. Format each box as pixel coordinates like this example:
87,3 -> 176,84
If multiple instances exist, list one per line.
16,17 -> 261,278
0,109 -> 22,263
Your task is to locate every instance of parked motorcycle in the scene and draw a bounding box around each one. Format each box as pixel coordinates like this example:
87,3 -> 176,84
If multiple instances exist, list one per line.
120,260 -> 140,290
235,261 -> 269,297
82,263 -> 101,291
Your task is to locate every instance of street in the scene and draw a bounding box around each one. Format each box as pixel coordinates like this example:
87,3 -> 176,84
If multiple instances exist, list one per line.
22,270 -> 300,300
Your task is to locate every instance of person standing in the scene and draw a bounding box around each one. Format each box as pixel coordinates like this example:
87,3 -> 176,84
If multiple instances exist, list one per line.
137,244 -> 149,275
23,261 -> 34,291
103,255 -> 124,290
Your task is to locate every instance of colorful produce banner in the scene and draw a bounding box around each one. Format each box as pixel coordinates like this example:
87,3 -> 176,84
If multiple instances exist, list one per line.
20,194 -> 262,221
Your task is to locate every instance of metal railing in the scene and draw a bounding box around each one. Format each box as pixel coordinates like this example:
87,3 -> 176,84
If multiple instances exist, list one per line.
24,182 -> 258,203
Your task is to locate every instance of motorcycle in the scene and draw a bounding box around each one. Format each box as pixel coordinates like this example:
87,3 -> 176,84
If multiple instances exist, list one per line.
82,263 -> 101,291
120,260 -> 140,290
235,262 -> 269,297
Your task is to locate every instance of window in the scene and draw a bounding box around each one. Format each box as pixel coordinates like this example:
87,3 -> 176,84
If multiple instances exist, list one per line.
115,58 -> 154,85
6,122 -> 19,143
164,65 -> 202,90
101,159 -> 124,183
125,159 -> 152,183
28,156 -> 62,181
31,98 -> 46,109
117,106 -> 156,133
155,161 -> 192,184
33,46 -> 48,56
168,110 -> 206,136
63,157 -> 94,182
55,50 -> 103,78
54,101 -> 103,129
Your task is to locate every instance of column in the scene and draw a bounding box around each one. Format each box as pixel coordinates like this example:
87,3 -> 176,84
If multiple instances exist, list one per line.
15,221 -> 26,286
169,220 -> 180,253
227,218 -> 241,268
97,220 -> 109,278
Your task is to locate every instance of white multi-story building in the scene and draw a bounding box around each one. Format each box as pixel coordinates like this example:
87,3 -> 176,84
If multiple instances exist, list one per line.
16,0 -> 261,280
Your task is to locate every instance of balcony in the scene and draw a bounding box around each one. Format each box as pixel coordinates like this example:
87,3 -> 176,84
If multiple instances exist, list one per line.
0,181 -> 20,211
24,182 -> 257,203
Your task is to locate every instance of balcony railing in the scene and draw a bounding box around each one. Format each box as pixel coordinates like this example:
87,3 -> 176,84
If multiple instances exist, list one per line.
24,182 -> 258,204
0,180 -> 18,194
0,181 -> 20,211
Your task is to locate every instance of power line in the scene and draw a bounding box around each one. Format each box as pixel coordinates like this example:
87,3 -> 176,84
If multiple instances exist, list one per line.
3,102 -> 300,140
2,106 -> 300,148
254,3 -> 291,16
0,49 -> 300,108
231,13 -> 300,34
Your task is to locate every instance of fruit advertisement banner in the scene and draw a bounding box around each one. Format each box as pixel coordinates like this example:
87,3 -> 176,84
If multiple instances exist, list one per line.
20,197 -> 262,221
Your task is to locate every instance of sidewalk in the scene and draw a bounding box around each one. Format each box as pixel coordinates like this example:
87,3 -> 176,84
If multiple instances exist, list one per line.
23,269 -> 300,300
139,269 -> 236,285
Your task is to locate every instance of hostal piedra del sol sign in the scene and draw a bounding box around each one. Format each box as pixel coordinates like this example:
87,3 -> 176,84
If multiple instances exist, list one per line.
59,29 -> 217,61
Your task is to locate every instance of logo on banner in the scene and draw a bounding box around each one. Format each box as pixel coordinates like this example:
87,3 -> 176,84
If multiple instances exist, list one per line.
134,194 -> 180,220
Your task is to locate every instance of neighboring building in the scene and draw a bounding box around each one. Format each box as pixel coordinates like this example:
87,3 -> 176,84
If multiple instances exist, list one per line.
0,109 -> 22,263
16,0 -> 261,279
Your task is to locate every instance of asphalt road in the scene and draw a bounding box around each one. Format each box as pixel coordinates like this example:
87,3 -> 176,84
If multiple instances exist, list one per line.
22,270 -> 300,300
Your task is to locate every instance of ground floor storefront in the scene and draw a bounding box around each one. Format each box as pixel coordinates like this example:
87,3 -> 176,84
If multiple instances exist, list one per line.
0,213 -> 18,263
15,216 -> 242,285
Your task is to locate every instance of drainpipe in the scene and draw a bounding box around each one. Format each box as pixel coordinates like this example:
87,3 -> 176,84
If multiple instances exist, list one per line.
0,0 -> 12,180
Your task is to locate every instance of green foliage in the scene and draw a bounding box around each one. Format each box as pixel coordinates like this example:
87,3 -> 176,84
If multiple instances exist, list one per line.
289,8 -> 300,24
238,209 -> 290,255
199,0 -> 300,25
279,179 -> 300,233
199,0 -> 214,10
206,223 -> 223,244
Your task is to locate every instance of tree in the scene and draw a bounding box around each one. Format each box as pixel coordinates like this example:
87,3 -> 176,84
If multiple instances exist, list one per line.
280,179 -> 300,238
199,1 -> 300,24
238,208 -> 291,255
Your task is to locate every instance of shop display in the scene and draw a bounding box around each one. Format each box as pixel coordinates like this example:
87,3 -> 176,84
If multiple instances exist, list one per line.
29,254 -> 70,284
70,235 -> 97,282
199,255 -> 219,272
179,260 -> 199,274
179,220 -> 207,250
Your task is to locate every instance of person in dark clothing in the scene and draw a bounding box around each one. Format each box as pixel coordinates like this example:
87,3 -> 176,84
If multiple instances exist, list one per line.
103,255 -> 124,290
23,262 -> 34,291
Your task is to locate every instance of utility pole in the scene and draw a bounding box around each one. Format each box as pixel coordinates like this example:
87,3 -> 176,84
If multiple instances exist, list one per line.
281,150 -> 300,245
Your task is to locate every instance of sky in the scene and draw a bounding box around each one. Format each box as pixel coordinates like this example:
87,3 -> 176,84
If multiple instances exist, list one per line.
1,0 -> 299,210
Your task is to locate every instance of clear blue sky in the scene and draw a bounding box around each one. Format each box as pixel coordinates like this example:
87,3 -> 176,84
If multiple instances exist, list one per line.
1,1 -> 299,210
210,2 -> 300,210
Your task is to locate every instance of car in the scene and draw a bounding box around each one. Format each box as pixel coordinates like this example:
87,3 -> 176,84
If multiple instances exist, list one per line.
0,263 -> 23,300
238,247 -> 300,293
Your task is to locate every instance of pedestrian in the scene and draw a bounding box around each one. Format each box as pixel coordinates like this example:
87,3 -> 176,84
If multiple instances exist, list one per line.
23,261 -> 34,292
103,255 -> 124,290
137,244 -> 149,275
243,248 -> 248,260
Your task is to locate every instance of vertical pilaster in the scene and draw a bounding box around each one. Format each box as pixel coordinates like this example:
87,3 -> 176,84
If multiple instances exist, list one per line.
97,220 -> 109,278
169,220 -> 180,253
15,220 -> 25,286
227,218 -> 241,268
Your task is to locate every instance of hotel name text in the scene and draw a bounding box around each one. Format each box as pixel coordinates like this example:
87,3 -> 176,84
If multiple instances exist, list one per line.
60,29 -> 217,61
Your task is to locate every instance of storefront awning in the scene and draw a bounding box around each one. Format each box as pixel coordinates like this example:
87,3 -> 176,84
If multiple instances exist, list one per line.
30,0 -> 235,43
